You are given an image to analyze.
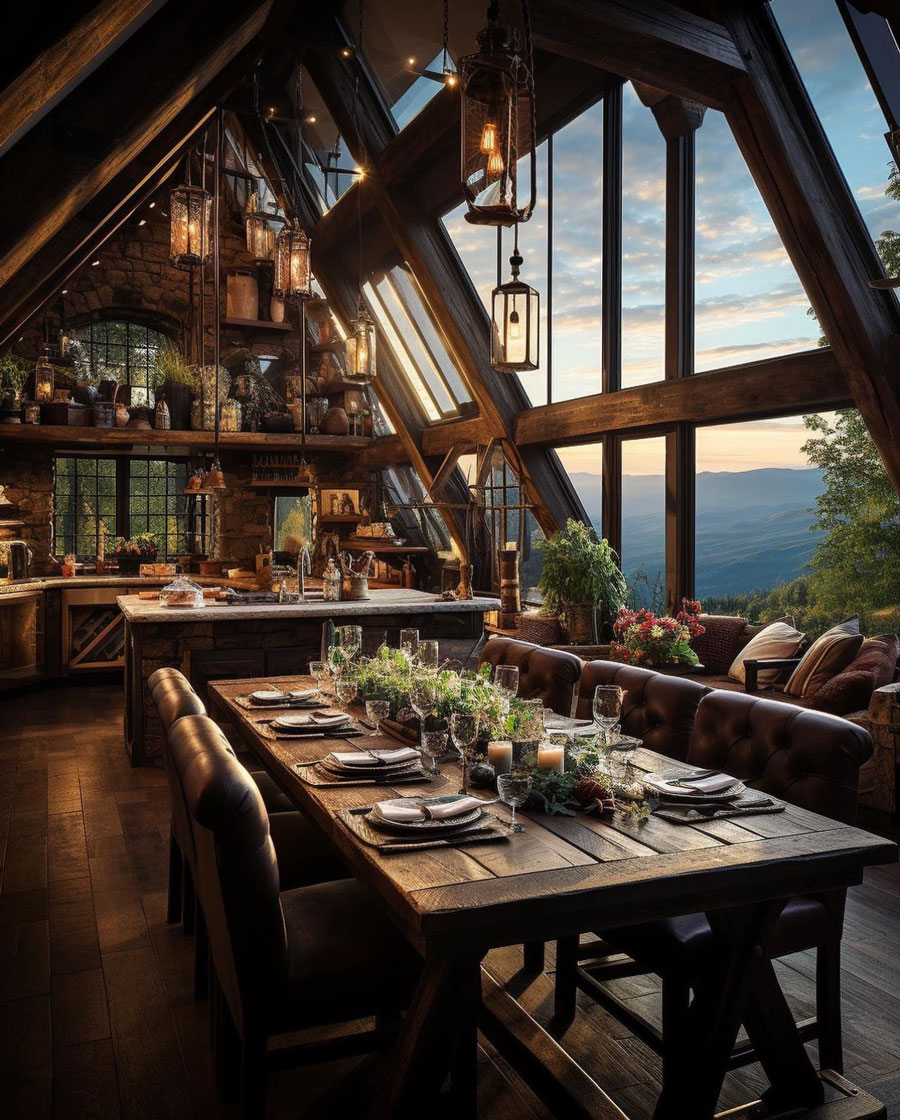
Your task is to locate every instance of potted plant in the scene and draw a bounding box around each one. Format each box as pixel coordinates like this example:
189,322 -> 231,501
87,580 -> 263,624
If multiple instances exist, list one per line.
537,519 -> 627,644
0,354 -> 30,422
609,599 -> 706,670
152,344 -> 198,431
110,533 -> 158,576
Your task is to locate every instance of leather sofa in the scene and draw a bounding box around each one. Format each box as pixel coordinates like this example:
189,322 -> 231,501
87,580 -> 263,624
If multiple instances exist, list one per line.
479,636 -> 583,716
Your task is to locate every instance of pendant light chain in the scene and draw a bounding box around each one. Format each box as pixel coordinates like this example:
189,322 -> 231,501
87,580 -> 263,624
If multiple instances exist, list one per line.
521,0 -> 537,221
213,105 -> 222,474
442,0 -> 450,75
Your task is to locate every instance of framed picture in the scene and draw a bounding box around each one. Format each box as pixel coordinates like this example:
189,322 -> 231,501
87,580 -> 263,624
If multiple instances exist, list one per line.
318,488 -> 360,518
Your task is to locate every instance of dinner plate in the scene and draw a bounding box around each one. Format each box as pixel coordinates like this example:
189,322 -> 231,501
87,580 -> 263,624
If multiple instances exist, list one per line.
249,690 -> 293,705
319,758 -> 421,777
643,773 -> 746,802
366,799 -> 484,834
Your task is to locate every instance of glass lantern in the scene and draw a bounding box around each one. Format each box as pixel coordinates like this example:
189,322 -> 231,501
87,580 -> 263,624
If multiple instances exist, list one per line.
245,192 -> 275,263
33,346 -> 55,403
491,249 -> 539,372
169,185 -> 211,268
459,16 -> 536,227
345,303 -> 376,380
273,220 -> 312,301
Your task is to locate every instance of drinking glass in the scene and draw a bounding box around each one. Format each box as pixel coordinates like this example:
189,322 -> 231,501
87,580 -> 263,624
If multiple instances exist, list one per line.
399,628 -> 419,664
497,772 -> 533,833
493,664 -> 520,701
364,699 -> 390,736
449,712 -> 479,794
410,677 -> 437,756
309,660 -> 327,698
417,639 -> 440,669
335,675 -> 358,714
592,685 -> 623,746
420,728 -> 448,775
337,625 -> 362,662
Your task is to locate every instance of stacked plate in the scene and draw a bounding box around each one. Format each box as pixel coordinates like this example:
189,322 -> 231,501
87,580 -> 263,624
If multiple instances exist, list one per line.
270,710 -> 359,737
366,794 -> 489,838
248,688 -> 320,708
642,769 -> 747,803
317,747 -> 425,782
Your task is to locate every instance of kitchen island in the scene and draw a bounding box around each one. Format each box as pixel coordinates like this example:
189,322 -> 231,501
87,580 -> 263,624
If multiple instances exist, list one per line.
119,589 -> 500,765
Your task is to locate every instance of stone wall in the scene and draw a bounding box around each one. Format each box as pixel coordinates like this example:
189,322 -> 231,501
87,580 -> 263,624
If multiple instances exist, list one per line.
213,458 -> 273,565
1,449 -> 56,574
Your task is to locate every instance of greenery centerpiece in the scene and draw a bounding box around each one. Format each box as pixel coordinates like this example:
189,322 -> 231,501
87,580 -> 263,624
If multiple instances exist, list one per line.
152,344 -> 199,431
609,598 -> 705,669
110,533 -> 158,575
0,353 -> 30,414
537,519 -> 626,644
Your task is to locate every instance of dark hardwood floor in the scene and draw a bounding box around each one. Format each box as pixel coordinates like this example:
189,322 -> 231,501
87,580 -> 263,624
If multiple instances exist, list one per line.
1,682 -> 898,1119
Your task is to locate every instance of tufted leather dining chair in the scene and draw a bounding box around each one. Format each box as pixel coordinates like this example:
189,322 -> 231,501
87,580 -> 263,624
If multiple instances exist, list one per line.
554,689 -> 874,1081
575,661 -> 711,762
478,637 -> 583,716
178,726 -> 421,1117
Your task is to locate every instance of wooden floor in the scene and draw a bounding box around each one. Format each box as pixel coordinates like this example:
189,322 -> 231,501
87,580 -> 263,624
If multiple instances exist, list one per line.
1,682 -> 898,1119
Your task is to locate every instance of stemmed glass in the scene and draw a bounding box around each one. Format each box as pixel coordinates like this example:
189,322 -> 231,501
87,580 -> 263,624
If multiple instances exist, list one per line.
364,699 -> 390,736
410,676 -> 438,757
493,664 -> 520,703
417,639 -> 440,669
592,685 -> 624,747
335,674 -> 358,716
309,659 -> 327,699
399,628 -> 419,664
420,724 -> 449,775
497,772 -> 533,833
449,712 -> 479,794
337,625 -> 362,662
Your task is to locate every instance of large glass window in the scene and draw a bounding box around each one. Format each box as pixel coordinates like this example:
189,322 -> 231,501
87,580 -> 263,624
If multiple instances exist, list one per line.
53,457 -> 118,560
621,436 -> 666,609
621,83 -> 666,389
695,110 -> 820,372
554,444 -> 602,536
127,460 -> 190,559
72,320 -> 168,406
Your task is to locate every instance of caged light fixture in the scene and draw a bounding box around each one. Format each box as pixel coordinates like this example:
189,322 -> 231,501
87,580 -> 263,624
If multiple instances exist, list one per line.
169,183 -> 211,269
459,0 -> 536,227
491,227 -> 538,372
245,191 -> 276,263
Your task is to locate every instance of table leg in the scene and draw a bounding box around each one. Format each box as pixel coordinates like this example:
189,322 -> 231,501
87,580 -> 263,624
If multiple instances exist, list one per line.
368,952 -> 484,1120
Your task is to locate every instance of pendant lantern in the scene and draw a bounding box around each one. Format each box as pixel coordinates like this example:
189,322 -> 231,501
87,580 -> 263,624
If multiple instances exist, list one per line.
459,1 -> 536,227
245,192 -> 275,263
491,246 -> 538,372
169,185 -> 212,268
345,302 -> 377,380
273,220 -> 312,301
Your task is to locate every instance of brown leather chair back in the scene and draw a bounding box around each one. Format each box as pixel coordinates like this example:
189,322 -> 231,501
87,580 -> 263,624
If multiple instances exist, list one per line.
152,674 -> 206,733
688,691 -> 873,824
148,666 -> 185,693
576,662 -> 710,762
478,637 -> 582,716
178,720 -> 287,1035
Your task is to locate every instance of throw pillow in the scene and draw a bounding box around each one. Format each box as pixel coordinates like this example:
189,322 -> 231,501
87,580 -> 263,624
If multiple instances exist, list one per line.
692,615 -> 748,674
727,616 -> 805,686
784,617 -> 863,698
811,634 -> 899,715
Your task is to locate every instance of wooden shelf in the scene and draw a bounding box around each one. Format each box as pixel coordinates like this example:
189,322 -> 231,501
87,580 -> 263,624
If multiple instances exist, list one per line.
317,514 -> 361,523
321,378 -> 369,394
222,317 -> 292,332
341,542 -> 428,554
248,481 -> 314,489
311,341 -> 344,354
0,424 -> 373,453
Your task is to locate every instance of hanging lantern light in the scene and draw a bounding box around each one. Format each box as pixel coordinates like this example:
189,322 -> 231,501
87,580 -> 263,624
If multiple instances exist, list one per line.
245,191 -> 275,263
169,184 -> 212,268
273,220 -> 312,300
491,243 -> 538,372
459,0 -> 536,227
345,301 -> 377,380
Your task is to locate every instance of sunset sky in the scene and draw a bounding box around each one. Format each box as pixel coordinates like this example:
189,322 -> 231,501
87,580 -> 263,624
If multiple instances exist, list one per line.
440,0 -> 899,475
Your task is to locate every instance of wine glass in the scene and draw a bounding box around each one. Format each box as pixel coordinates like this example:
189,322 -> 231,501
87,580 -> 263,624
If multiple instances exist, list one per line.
493,664 -> 520,702
399,628 -> 419,664
335,674 -> 358,715
410,676 -> 437,756
417,639 -> 440,669
420,727 -> 448,775
497,772 -> 533,833
337,625 -> 362,662
309,660 -> 327,698
364,699 -> 390,736
593,685 -> 624,747
449,712 -> 479,794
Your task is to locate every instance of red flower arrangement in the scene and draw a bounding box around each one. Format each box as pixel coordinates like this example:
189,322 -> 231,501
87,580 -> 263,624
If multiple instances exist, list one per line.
609,599 -> 705,668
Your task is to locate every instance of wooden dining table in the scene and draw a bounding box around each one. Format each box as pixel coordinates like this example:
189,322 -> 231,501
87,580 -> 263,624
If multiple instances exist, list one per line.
209,675 -> 897,1120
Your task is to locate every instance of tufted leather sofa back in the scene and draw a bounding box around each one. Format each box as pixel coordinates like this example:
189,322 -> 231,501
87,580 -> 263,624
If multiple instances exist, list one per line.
575,661 -> 710,762
152,672 -> 206,732
176,715 -> 286,1034
688,690 -> 873,824
478,637 -> 583,716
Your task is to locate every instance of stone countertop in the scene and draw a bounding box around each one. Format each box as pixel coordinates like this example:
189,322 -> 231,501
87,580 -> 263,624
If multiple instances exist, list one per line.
117,589 -> 500,623
0,575 -> 250,594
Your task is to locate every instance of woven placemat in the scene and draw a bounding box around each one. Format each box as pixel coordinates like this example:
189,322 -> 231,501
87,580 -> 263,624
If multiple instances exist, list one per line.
233,694 -> 326,712
255,721 -> 363,743
653,796 -> 785,824
337,806 -> 509,852
293,761 -> 435,788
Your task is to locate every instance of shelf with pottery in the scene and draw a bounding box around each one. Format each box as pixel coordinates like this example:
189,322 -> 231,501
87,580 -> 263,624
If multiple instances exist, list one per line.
0,424 -> 374,452
221,317 -> 293,332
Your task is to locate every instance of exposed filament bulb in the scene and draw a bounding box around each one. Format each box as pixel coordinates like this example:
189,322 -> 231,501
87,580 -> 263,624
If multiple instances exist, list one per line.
480,120 -> 498,153
487,149 -> 505,175
508,309 -> 521,340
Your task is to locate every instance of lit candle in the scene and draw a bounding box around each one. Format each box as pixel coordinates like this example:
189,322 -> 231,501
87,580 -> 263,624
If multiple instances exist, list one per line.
536,741 -> 565,774
487,740 -> 513,776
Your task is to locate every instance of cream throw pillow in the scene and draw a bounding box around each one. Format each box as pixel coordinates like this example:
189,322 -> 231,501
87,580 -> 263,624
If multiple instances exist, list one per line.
728,617 -> 806,686
784,617 -> 863,698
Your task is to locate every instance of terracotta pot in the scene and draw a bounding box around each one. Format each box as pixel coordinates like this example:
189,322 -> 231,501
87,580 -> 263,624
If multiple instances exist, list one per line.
115,403 -> 130,427
322,406 -> 349,436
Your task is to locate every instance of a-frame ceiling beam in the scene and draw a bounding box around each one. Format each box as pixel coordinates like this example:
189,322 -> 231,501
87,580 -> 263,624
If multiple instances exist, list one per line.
716,0 -> 900,495
529,0 -> 746,110
0,0 -> 167,158
0,0 -> 275,293
422,348 -> 853,455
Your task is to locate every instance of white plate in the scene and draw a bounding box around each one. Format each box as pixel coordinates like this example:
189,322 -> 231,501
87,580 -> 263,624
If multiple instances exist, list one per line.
273,714 -> 352,730
643,773 -> 746,802
250,690 -> 289,703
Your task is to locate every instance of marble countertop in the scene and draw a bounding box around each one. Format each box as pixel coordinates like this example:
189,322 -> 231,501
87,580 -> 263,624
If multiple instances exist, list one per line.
0,575 -> 229,594
117,588 -> 500,623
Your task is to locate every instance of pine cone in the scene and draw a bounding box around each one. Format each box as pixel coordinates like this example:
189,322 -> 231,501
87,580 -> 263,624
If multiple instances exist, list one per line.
574,777 -> 615,808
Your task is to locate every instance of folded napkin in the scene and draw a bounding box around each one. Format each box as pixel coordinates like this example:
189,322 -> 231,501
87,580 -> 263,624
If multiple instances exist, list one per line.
647,772 -> 737,797
373,795 -> 484,824
309,712 -> 353,727
251,687 -> 318,703
328,747 -> 421,768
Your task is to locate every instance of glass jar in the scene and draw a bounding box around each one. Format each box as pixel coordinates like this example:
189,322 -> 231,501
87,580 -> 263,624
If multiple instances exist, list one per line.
160,575 -> 204,609
191,398 -> 217,431
220,399 -> 242,432
34,347 -> 54,403
23,401 -> 40,425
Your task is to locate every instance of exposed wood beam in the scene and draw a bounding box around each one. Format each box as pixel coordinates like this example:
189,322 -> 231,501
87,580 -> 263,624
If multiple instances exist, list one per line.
717,1 -> 900,496
530,0 -> 746,111
0,0 -> 167,158
423,348 -> 853,454
665,425 -> 695,612
0,0 -> 274,291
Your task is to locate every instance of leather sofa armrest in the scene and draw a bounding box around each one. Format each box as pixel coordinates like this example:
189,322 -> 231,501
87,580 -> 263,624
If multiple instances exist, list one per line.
744,657 -> 802,694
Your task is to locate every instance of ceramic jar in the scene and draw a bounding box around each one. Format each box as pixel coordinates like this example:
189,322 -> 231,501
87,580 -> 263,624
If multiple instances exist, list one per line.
115,403 -> 130,427
226,269 -> 258,320
269,295 -> 285,323
322,406 -> 349,436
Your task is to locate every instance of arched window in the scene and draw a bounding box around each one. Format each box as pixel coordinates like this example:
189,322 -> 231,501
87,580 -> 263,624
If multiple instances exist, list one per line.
72,318 -> 170,405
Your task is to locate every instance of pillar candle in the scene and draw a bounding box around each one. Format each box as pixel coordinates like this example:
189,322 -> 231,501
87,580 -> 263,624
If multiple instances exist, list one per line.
536,741 -> 565,775
487,740 -> 513,776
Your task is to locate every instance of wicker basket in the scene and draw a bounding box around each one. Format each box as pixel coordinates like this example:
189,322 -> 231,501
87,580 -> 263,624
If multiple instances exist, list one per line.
517,612 -> 563,645
561,604 -> 597,645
